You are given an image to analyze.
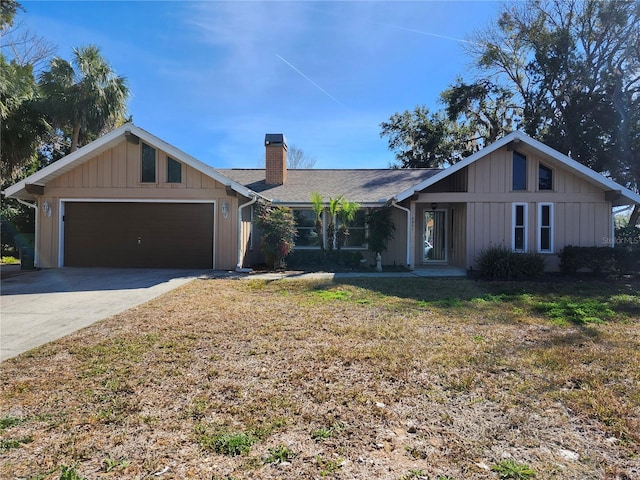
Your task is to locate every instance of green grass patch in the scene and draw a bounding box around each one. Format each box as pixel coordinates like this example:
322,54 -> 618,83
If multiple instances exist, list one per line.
533,298 -> 615,325
491,459 -> 536,479
311,421 -> 345,441
0,416 -> 25,431
0,436 -> 33,452
196,426 -> 257,456
264,444 -> 295,464
310,288 -> 352,301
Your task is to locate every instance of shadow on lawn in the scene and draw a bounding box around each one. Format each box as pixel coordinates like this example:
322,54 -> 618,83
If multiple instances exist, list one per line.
317,276 -> 640,330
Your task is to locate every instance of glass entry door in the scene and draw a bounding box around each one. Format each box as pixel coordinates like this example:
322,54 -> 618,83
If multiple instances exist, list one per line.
423,210 -> 446,262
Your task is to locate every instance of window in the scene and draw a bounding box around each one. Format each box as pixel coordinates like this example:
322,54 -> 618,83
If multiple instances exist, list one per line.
512,152 -> 527,191
167,157 -> 182,183
538,163 -> 553,190
141,143 -> 156,183
512,203 -> 528,252
340,209 -> 367,248
538,203 -> 554,253
293,209 -> 320,247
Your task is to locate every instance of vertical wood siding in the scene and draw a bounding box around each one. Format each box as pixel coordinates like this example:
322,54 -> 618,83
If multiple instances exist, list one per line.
37,138 -> 239,269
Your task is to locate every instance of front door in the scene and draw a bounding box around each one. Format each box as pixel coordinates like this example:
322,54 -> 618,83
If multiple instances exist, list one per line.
423,210 -> 446,263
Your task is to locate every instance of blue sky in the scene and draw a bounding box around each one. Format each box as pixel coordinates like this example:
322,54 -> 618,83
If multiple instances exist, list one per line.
21,1 -> 501,169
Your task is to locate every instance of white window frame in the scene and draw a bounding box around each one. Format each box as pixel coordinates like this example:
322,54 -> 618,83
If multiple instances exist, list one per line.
537,202 -> 554,253
512,203 -> 528,252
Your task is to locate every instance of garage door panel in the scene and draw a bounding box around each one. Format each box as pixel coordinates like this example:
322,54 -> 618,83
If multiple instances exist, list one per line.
64,202 -> 214,268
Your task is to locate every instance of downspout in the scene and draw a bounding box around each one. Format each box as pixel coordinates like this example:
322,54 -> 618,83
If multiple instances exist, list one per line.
236,195 -> 258,272
17,198 -> 38,267
391,199 -> 411,269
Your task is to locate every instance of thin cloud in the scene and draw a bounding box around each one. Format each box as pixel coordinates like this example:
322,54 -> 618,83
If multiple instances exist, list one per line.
384,23 -> 484,47
275,54 -> 345,108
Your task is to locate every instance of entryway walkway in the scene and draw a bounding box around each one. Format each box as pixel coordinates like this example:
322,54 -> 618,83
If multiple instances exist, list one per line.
245,266 -> 467,281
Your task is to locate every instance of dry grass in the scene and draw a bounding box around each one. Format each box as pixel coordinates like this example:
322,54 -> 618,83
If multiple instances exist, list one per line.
1,277 -> 639,480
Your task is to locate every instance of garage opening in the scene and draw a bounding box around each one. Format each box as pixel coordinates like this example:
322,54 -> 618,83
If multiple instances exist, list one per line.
63,202 -> 214,268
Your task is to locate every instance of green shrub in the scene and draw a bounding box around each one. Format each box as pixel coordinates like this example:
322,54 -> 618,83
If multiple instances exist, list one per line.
558,245 -> 580,274
613,225 -> 640,274
558,245 -> 638,275
366,205 -> 396,255
254,203 -> 297,270
476,245 -> 545,279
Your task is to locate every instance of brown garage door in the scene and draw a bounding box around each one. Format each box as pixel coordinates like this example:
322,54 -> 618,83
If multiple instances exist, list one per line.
64,202 -> 214,268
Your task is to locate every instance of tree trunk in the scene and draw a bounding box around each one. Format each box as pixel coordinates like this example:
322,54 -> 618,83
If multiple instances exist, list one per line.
70,123 -> 81,152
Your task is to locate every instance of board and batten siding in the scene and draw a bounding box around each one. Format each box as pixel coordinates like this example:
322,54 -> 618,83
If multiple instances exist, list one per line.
414,145 -> 612,271
464,146 -> 611,271
35,138 -> 240,269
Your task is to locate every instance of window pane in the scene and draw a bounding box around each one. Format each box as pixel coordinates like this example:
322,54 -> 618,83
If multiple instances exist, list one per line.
293,210 -> 319,247
514,227 -> 525,250
541,228 -> 550,251
541,205 -> 550,226
344,228 -> 366,247
512,152 -> 527,190
539,164 -> 552,190
167,157 -> 182,183
141,143 -> 156,183
515,205 -> 524,226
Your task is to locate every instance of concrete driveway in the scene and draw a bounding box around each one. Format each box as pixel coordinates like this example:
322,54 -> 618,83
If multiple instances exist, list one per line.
0,268 -> 209,362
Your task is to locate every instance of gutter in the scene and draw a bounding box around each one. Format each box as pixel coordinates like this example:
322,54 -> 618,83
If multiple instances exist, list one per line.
391,200 -> 412,269
236,195 -> 258,272
16,198 -> 37,209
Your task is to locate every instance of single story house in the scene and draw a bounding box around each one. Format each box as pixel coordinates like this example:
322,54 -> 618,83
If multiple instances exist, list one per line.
4,123 -> 639,271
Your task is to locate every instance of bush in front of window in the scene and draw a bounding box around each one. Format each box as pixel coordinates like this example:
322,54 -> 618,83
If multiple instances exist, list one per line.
366,205 -> 396,255
476,245 -> 545,279
254,203 -> 297,270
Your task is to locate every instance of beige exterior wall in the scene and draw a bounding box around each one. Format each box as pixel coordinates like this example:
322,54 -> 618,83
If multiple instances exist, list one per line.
239,201 -> 256,268
34,138 -> 240,269
413,145 -> 613,271
410,202 -> 466,268
380,207 -> 409,267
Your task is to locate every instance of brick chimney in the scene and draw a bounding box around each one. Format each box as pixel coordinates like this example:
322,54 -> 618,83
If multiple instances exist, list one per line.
265,133 -> 287,185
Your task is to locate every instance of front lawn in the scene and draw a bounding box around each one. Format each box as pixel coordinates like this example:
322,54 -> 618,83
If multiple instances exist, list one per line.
1,277 -> 639,479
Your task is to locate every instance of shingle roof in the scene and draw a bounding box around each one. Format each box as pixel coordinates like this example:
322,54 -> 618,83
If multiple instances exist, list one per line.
217,169 -> 442,204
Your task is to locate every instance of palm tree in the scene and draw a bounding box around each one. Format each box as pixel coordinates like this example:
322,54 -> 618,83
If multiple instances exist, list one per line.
39,45 -> 129,152
327,195 -> 343,250
336,200 -> 360,250
310,191 -> 324,252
